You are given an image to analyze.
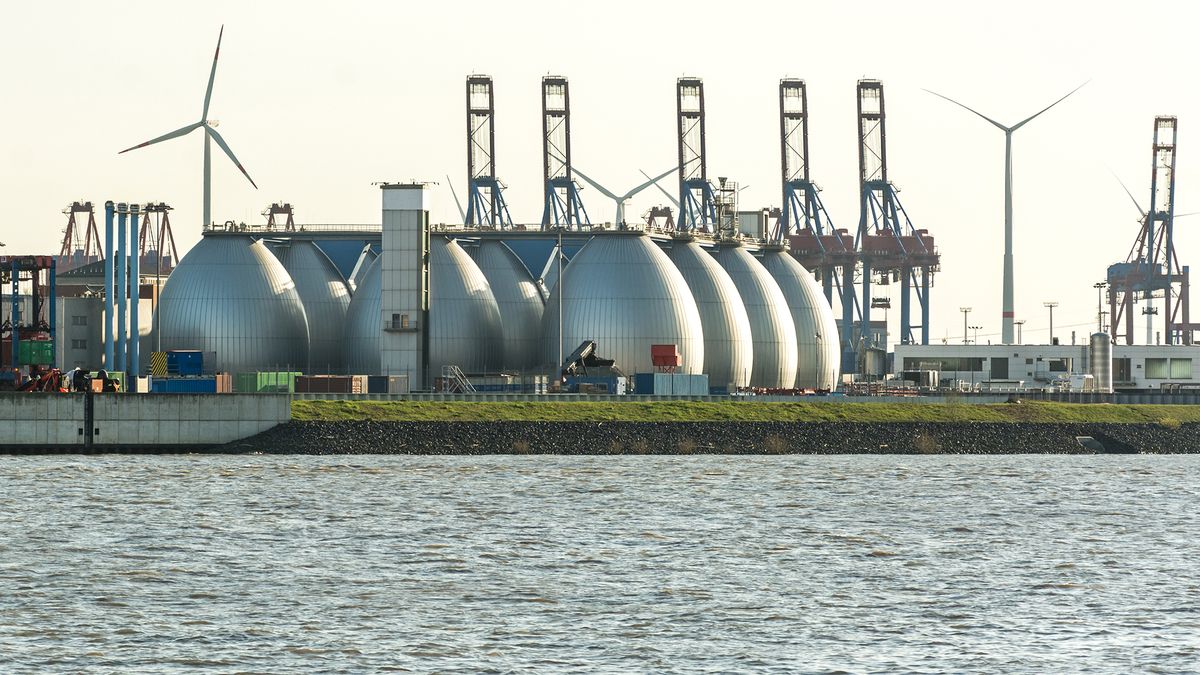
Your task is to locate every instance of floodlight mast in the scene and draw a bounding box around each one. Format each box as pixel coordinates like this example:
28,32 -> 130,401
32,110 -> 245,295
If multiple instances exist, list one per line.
925,82 -> 1085,344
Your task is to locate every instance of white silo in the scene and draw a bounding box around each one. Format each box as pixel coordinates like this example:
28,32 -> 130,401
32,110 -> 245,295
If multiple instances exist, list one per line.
760,247 -> 841,390
714,242 -> 798,389
667,238 -> 753,390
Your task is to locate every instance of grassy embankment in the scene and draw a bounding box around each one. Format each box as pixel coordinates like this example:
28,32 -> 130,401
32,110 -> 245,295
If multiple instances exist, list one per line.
291,400 -> 1200,426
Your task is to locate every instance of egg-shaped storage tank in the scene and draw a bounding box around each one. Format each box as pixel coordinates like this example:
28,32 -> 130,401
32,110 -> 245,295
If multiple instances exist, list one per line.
714,243 -> 797,389
470,240 -> 544,371
270,240 -> 352,373
342,256 -> 381,374
542,232 -> 705,375
667,238 -> 753,390
760,248 -> 841,391
157,236 -> 309,373
342,237 -> 504,376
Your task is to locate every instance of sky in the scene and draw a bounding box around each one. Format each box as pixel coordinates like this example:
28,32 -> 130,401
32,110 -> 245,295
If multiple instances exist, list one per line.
2,1 -> 1198,349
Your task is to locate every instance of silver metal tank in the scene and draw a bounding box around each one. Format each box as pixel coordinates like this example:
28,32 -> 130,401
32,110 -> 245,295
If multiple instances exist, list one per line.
432,237 -> 504,373
667,238 -> 753,390
714,242 -> 798,389
342,256 -> 381,374
1089,332 -> 1113,393
270,240 -> 352,373
542,232 -> 705,375
343,237 -> 504,375
157,236 -> 309,373
470,240 -> 544,371
760,248 -> 841,390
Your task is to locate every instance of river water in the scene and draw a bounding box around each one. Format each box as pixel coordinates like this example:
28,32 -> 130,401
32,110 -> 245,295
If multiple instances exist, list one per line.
2,455 -> 1198,673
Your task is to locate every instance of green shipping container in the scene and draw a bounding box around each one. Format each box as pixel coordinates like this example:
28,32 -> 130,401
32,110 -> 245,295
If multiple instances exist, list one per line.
18,340 -> 54,366
235,371 -> 300,393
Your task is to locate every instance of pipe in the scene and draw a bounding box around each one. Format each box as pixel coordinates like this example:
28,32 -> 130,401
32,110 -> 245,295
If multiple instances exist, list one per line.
129,203 -> 140,377
48,258 -> 56,370
116,203 -> 128,373
103,201 -> 115,370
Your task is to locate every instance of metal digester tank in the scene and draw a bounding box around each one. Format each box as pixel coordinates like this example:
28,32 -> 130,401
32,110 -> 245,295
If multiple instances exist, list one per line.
667,237 -> 753,390
759,247 -> 841,390
269,240 -> 352,374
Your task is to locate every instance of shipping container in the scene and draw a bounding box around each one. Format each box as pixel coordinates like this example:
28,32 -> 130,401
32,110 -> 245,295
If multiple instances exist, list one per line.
235,371 -> 300,393
17,339 -> 55,366
151,376 -> 217,393
296,375 -> 366,394
367,375 -> 409,394
166,350 -> 204,376
567,375 -> 627,395
215,372 -> 233,394
633,372 -> 709,395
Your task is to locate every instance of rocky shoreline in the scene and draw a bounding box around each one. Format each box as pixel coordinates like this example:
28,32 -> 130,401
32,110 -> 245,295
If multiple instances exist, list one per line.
226,420 -> 1200,454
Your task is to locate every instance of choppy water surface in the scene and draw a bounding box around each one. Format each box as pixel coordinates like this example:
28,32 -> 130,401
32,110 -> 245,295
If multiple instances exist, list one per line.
2,455 -> 1199,673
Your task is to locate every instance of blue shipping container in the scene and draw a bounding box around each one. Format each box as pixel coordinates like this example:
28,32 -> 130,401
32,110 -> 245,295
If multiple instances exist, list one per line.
634,372 -> 709,396
151,376 -> 217,394
166,350 -> 204,376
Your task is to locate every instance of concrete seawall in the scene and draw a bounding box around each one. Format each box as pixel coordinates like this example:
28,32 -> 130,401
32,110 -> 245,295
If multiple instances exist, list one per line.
0,393 -> 291,451
229,420 -> 1200,454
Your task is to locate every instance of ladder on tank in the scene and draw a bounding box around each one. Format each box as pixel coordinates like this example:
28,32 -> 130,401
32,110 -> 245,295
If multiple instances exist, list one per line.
441,365 -> 476,393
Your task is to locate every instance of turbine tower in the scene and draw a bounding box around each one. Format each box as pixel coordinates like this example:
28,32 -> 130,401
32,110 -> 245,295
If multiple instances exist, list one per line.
925,82 -> 1085,344
119,26 -> 257,227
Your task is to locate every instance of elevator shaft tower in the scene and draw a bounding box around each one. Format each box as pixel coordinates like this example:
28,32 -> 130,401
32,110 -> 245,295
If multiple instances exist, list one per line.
854,80 -> 937,355
541,76 -> 589,230
465,75 -> 513,228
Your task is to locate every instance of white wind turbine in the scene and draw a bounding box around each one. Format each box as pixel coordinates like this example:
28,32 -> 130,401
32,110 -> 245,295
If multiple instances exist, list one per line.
119,25 -> 257,226
572,166 -> 677,227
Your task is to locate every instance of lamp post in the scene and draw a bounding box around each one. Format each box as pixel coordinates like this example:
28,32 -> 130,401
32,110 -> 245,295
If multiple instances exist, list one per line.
1014,319 -> 1026,345
1044,301 -> 1059,344
1094,282 -> 1107,333
960,307 -> 972,345
970,325 -> 982,345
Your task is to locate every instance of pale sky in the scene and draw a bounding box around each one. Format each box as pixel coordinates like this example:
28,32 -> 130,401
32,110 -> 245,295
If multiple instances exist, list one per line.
3,1 -> 1198,348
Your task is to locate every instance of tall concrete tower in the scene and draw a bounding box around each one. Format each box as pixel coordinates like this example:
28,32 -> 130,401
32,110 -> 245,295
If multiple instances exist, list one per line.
380,183 -> 431,389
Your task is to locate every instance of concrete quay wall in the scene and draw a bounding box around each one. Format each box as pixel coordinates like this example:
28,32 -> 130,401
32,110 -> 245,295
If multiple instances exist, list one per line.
0,393 -> 291,450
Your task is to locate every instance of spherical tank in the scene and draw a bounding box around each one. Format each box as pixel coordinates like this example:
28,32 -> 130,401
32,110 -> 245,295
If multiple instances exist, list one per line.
430,237 -> 504,373
667,239 -> 753,390
760,249 -> 841,390
270,240 -> 352,373
470,240 -> 544,371
342,257 -> 381,374
157,236 -> 309,373
342,237 -> 504,375
542,233 -> 705,375
714,243 -> 797,389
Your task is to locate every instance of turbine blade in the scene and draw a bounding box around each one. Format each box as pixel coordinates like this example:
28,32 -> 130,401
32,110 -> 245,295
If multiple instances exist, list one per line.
572,167 -> 620,201
445,174 -> 467,223
923,89 -> 1009,131
202,25 -> 224,121
1109,169 -> 1146,218
118,121 -> 203,154
625,165 -> 679,202
639,168 -> 680,208
205,124 -> 257,189
1010,80 -> 1088,131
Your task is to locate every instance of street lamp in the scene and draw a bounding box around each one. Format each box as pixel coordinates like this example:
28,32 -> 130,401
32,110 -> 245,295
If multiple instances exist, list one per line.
960,307 -> 972,345
970,325 -> 982,345
1044,301 -> 1059,344
1094,282 -> 1108,333
1014,319 -> 1026,345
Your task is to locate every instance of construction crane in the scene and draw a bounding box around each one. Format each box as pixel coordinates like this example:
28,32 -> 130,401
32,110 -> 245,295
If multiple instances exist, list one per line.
774,79 -> 857,338
676,78 -> 722,234
853,80 -> 938,361
137,202 -> 179,273
1,255 -> 57,389
464,75 -> 513,228
540,76 -> 589,229
1107,116 -> 1192,345
58,201 -> 103,272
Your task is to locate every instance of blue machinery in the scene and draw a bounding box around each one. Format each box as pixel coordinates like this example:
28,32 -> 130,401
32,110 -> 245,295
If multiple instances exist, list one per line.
464,75 -> 514,228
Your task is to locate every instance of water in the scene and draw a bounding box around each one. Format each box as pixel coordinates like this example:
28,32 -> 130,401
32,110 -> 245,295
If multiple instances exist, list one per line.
2,455 -> 1199,673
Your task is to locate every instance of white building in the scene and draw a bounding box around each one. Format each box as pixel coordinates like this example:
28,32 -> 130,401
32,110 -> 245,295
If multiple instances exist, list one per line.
893,342 -> 1200,392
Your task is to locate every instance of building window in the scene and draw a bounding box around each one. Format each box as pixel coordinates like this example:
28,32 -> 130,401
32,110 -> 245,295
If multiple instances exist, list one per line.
71,315 -> 87,326
71,339 -> 88,350
1146,358 -> 1169,379
1048,358 -> 1070,373
1114,358 -> 1131,383
902,357 -> 984,371
1170,358 -> 1192,379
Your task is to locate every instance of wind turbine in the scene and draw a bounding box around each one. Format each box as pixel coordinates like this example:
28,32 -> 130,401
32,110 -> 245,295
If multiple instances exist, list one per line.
119,25 -> 257,227
572,166 -> 677,227
925,82 -> 1086,345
